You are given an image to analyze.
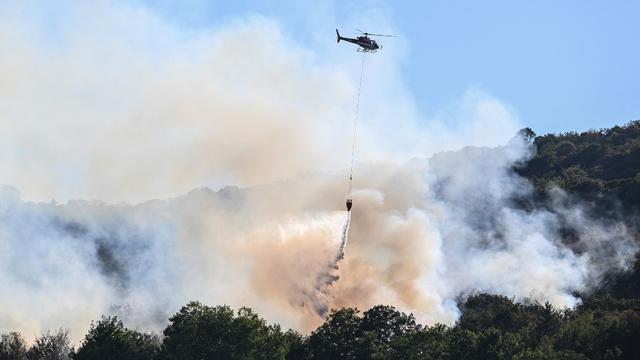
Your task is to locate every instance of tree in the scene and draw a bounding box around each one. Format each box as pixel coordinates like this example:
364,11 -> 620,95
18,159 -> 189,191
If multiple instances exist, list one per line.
358,305 -> 420,359
26,329 -> 71,360
160,302 -> 235,360
305,308 -> 362,360
282,330 -> 306,360
159,301 -> 288,360
227,307 -> 287,360
518,128 -> 537,144
513,347 -> 589,360
458,294 -> 523,333
0,332 -> 27,360
73,316 -> 159,360
528,302 -> 562,346
555,141 -> 577,157
475,328 -> 525,359
553,305 -> 640,360
559,165 -> 604,195
446,328 -> 479,360
388,324 -> 449,360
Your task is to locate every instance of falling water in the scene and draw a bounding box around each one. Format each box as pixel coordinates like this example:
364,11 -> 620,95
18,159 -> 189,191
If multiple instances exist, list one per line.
309,211 -> 352,316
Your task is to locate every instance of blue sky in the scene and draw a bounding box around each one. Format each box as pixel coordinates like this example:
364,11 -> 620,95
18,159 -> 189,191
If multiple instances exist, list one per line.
135,0 -> 639,135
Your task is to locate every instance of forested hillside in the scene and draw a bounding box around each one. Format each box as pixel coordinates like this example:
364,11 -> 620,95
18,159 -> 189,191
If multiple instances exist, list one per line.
516,121 -> 640,300
517,121 -> 640,212
2,122 -> 640,360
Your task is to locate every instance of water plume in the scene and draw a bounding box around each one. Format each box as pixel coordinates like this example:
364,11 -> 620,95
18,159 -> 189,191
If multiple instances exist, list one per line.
311,211 -> 352,317
337,211 -> 352,263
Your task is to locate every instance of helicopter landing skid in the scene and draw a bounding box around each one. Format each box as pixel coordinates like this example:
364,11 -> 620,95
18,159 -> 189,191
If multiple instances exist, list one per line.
357,48 -> 377,53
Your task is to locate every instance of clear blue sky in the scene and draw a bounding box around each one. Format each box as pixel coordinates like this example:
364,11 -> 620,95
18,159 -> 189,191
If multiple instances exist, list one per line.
136,0 -> 639,135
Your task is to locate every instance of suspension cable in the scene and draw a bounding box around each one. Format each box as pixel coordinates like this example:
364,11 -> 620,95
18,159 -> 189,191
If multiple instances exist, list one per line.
349,53 -> 366,195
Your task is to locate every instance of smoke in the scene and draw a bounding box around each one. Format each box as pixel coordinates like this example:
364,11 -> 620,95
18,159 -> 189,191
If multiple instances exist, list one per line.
0,1 -> 638,342
1,142 -> 636,340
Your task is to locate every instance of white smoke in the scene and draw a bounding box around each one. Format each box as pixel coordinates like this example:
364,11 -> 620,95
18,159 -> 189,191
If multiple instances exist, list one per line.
0,1 -> 637,342
424,142 -> 636,312
1,141 -> 636,340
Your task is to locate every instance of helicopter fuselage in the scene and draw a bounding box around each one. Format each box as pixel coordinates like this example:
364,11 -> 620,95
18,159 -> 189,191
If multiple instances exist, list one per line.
336,31 -> 379,52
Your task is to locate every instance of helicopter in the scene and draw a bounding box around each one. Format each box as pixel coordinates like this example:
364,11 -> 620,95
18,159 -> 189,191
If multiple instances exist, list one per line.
336,29 -> 394,53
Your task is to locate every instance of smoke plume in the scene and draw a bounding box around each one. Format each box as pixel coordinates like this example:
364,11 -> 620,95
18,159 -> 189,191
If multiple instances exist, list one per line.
0,1 -> 637,342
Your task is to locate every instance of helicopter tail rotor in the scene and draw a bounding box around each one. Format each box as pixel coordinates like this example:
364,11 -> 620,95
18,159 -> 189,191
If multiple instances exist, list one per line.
336,29 -> 341,43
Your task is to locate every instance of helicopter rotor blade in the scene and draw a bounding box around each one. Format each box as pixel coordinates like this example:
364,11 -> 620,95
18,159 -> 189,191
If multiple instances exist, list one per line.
364,33 -> 395,37
355,28 -> 396,37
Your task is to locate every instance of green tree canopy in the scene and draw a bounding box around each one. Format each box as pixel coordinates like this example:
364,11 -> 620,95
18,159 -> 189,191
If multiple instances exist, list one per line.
73,316 -> 158,360
159,301 -> 289,360
306,308 -> 362,359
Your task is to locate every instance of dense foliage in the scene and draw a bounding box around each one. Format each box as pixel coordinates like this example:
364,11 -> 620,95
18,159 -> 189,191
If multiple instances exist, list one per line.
73,316 -> 159,360
516,121 -> 640,213
158,302 -> 292,360
3,122 -> 640,359
2,295 -> 638,360
516,121 -> 640,299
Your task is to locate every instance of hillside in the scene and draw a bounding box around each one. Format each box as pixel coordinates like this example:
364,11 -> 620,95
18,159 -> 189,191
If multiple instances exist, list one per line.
2,122 -> 640,360
517,121 -> 640,212
517,121 -> 640,300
